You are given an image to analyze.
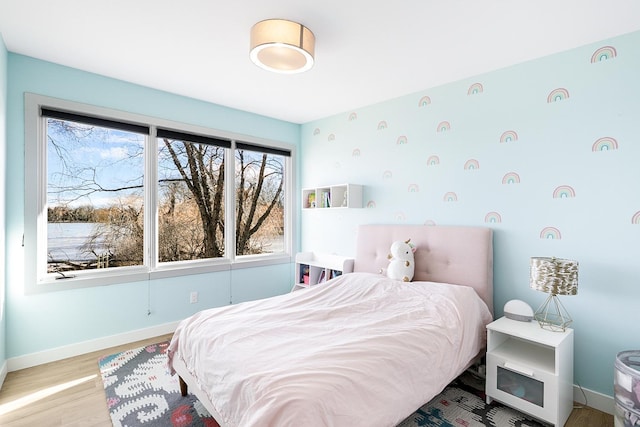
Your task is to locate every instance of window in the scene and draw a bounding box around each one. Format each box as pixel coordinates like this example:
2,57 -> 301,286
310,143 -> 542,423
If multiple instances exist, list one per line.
25,94 -> 294,292
156,128 -> 230,263
234,142 -> 288,256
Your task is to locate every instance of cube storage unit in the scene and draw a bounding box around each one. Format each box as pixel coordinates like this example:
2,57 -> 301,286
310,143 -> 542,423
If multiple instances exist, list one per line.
302,184 -> 362,209
614,350 -> 640,427
292,252 -> 354,291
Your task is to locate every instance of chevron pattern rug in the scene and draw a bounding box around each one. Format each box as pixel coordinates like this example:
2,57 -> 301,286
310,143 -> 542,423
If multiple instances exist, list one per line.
99,341 -> 549,427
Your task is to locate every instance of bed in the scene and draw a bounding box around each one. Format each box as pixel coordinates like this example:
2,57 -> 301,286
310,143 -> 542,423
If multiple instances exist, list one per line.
167,224 -> 494,427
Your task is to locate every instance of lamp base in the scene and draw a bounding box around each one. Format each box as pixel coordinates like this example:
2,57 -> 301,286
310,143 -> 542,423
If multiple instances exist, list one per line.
534,294 -> 572,332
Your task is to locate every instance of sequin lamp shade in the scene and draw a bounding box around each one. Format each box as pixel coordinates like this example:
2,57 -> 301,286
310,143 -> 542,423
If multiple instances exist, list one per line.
529,257 -> 578,331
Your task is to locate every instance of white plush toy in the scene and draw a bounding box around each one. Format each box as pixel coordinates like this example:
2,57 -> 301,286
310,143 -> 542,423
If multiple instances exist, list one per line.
386,239 -> 416,282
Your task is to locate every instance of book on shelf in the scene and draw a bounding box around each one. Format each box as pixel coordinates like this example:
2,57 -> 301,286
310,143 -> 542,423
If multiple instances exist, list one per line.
318,270 -> 326,283
299,265 -> 309,284
322,191 -> 331,208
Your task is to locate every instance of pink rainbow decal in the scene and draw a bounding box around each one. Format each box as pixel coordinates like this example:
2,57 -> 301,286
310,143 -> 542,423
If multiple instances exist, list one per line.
352,148 -> 361,157
394,212 -> 406,222
443,192 -> 458,202
502,172 -> 521,184
367,200 -> 377,208
464,159 -> 480,170
382,170 -> 393,179
328,133 -> 335,141
377,120 -> 388,130
500,130 -> 519,143
540,226 -> 562,240
313,128 -> 321,136
408,184 -> 419,193
553,185 -> 576,198
437,121 -> 451,132
424,219 -> 437,226
397,136 -> 408,145
427,155 -> 440,166
632,211 -> 640,224
484,212 -> 502,224
418,96 -> 432,107
468,82 -> 484,95
348,112 -> 358,121
592,137 -> 618,151
591,46 -> 617,63
547,88 -> 570,103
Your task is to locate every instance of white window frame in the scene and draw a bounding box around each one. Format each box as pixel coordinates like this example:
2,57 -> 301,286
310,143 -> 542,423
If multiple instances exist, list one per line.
24,93 -> 295,293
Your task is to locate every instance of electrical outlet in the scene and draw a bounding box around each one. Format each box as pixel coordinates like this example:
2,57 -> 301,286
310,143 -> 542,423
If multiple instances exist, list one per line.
190,291 -> 198,304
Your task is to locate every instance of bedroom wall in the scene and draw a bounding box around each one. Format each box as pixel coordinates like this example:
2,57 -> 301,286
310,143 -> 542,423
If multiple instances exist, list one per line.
0,33 -> 8,385
4,54 -> 298,363
299,30 -> 640,400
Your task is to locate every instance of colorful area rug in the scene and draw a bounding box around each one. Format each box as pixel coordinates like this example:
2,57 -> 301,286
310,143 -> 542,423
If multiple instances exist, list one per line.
99,341 -> 549,427
398,372 -> 550,427
99,341 -> 218,427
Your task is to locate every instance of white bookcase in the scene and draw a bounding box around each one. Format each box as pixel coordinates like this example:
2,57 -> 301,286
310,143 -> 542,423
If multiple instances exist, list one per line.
485,316 -> 574,427
292,252 -> 354,291
302,184 -> 362,209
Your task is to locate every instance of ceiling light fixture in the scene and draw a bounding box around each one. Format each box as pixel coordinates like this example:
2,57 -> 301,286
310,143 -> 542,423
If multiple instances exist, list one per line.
250,19 -> 315,74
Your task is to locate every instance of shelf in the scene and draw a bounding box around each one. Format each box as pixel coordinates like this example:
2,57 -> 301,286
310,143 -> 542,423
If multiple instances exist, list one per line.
491,337 -> 555,375
292,252 -> 354,291
302,184 -> 362,209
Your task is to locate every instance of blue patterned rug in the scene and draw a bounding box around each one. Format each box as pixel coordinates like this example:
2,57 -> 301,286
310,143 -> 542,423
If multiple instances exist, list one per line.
99,341 -> 549,426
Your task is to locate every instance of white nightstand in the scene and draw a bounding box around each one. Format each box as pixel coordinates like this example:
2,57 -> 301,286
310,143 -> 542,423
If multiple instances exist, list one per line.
485,316 -> 574,427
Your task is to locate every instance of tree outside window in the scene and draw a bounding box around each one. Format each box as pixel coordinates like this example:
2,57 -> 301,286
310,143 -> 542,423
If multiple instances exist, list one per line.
41,105 -> 289,282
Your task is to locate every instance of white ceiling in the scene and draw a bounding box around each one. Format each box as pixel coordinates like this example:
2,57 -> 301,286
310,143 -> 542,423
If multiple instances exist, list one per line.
2,1 -> 640,124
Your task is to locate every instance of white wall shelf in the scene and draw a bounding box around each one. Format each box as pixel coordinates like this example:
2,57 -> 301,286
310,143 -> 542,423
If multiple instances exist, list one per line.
292,252 -> 354,291
302,184 -> 362,209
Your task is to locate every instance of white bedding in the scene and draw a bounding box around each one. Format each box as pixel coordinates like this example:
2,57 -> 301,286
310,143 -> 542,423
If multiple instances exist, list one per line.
167,272 -> 492,427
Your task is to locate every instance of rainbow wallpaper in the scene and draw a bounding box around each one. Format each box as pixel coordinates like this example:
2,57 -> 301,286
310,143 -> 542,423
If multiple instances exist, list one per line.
464,159 -> 480,170
467,82 -> 484,95
547,87 -> 570,103
500,130 -> 518,143
300,32 -> 640,400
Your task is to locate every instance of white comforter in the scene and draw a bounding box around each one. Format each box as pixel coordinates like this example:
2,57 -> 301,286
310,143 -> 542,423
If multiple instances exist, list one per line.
167,272 -> 492,427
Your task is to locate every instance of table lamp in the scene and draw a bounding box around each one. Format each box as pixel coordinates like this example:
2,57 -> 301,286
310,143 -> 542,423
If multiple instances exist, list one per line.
529,257 -> 578,332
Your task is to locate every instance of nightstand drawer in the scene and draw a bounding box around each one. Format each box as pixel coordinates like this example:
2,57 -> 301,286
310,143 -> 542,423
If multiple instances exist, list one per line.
487,353 -> 558,422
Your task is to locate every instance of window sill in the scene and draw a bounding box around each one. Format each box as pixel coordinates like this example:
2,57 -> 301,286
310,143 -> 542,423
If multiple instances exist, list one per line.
29,255 -> 293,294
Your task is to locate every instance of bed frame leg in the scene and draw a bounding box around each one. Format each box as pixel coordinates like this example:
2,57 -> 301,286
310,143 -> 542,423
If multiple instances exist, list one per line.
179,376 -> 188,396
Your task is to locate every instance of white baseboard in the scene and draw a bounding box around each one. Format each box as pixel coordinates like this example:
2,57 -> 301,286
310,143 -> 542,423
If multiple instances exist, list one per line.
7,321 -> 180,372
0,360 -> 7,391
575,383 -> 614,415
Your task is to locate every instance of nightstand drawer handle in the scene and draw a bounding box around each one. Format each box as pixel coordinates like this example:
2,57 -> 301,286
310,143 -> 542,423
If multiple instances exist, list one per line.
503,362 -> 534,377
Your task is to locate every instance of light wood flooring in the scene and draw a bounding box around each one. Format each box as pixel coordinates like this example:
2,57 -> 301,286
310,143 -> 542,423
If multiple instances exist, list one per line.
0,334 -> 613,426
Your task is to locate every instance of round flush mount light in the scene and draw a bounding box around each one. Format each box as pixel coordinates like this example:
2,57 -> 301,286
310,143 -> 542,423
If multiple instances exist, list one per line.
249,19 -> 315,74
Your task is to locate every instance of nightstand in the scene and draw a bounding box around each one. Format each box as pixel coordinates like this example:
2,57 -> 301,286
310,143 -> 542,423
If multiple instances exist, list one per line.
485,316 -> 574,427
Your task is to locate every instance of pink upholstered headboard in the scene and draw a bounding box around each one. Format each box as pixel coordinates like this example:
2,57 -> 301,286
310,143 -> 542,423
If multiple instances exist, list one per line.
354,224 -> 494,314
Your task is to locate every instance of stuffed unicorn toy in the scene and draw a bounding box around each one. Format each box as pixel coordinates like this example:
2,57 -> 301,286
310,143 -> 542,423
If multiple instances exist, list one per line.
386,239 -> 416,282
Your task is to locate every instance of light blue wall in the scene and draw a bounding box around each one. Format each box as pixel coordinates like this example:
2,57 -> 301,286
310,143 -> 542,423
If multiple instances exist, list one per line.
5,54 -> 299,359
300,31 -> 640,397
0,34 -> 7,369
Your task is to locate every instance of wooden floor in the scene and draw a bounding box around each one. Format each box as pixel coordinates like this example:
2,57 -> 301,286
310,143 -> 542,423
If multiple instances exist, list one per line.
0,334 -> 613,427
